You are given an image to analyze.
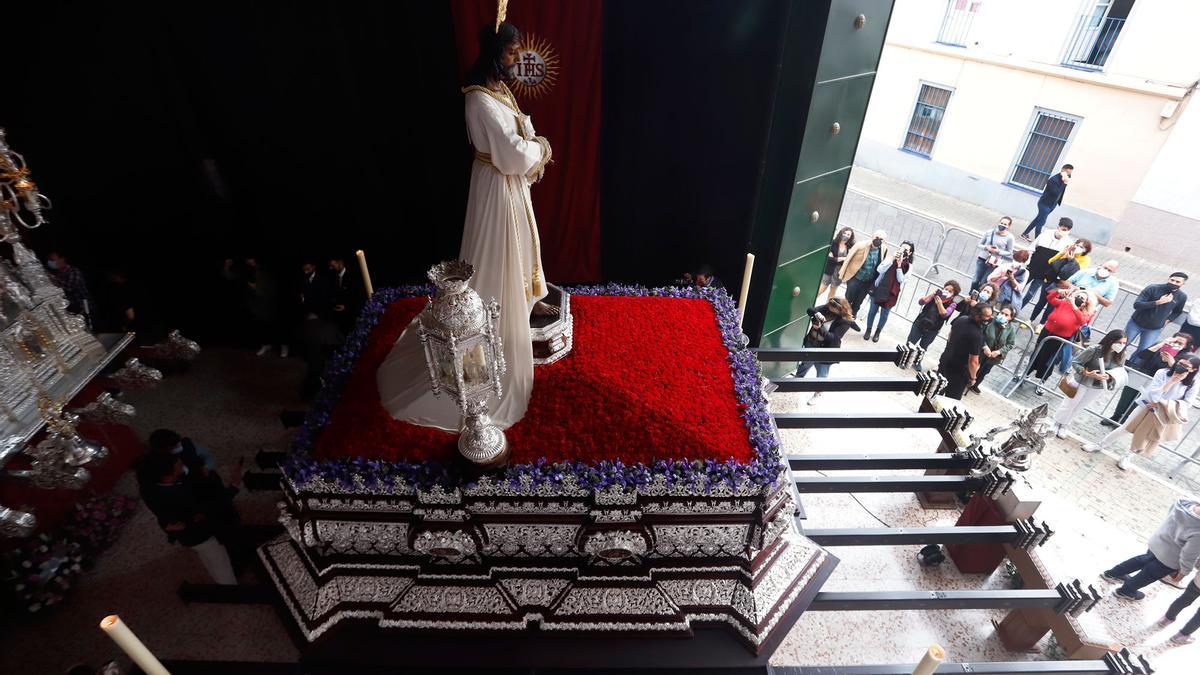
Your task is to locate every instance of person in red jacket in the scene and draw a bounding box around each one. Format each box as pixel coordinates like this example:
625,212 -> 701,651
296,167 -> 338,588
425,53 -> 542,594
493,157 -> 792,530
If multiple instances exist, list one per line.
1024,288 -> 1096,387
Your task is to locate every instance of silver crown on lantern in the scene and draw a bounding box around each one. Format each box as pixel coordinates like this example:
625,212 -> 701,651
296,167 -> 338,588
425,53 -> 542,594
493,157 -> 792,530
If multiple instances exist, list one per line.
418,261 -> 509,469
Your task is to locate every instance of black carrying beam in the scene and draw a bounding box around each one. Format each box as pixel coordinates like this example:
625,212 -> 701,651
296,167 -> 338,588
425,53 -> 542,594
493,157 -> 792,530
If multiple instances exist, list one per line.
771,377 -> 920,393
755,347 -> 904,362
794,475 -> 984,493
788,453 -> 979,471
805,525 -> 1019,547
774,412 -> 945,429
243,471 -> 282,492
177,582 -> 275,605
774,662 -> 1117,674
809,589 -> 1065,611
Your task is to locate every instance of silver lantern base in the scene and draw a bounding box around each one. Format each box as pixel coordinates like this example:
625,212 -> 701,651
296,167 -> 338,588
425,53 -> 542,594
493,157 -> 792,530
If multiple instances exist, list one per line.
457,401 -> 510,469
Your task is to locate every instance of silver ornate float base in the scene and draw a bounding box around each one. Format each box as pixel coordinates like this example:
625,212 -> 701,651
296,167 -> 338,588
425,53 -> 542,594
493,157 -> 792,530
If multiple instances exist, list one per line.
259,472 -> 832,656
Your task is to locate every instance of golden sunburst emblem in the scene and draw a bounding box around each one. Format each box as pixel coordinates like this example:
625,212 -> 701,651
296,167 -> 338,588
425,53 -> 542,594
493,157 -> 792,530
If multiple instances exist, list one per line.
508,33 -> 559,100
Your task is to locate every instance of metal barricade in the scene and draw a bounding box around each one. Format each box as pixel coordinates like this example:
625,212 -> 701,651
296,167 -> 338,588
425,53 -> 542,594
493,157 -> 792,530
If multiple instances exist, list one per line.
841,189 -> 947,260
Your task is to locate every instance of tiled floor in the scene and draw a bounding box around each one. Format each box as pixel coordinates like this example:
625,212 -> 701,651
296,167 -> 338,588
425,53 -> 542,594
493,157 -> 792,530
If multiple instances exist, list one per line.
768,358 -> 1199,671
2,347 -> 1198,673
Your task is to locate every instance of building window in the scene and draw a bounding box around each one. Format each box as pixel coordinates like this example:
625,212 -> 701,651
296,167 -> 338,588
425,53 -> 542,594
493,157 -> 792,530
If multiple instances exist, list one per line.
1009,110 -> 1079,192
1062,0 -> 1134,70
936,0 -> 983,47
902,84 -> 953,158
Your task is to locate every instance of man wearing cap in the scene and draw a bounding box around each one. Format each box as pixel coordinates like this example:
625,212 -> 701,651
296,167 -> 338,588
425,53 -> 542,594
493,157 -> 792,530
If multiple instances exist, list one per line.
839,229 -> 889,316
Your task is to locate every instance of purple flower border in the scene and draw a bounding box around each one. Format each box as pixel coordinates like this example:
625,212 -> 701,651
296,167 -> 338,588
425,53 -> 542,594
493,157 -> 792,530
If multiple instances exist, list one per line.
283,283 -> 782,494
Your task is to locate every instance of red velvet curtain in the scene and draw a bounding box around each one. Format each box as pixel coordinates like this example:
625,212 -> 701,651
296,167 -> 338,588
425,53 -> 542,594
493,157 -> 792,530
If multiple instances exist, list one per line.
450,0 -> 602,282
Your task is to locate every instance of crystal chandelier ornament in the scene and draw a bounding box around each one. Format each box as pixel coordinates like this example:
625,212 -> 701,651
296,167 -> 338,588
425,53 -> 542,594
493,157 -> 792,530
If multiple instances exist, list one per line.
417,261 -> 509,468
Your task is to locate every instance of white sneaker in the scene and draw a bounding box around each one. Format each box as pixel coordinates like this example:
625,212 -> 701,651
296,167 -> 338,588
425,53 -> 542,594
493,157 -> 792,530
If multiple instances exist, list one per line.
1117,453 -> 1134,471
280,345 -> 290,359
1081,442 -> 1101,454
807,392 -> 822,406
256,345 -> 272,357
1170,632 -> 1195,645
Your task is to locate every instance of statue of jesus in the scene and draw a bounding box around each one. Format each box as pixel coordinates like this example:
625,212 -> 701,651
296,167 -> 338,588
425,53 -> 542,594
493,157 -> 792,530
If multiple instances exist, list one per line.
377,21 -> 556,431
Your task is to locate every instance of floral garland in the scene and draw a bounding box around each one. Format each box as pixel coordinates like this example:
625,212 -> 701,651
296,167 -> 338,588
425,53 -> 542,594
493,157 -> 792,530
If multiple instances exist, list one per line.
283,283 -> 782,495
2,493 -> 138,614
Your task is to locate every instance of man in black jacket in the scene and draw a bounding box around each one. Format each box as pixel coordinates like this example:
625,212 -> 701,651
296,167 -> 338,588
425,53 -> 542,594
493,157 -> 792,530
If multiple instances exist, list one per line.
938,303 -> 992,400
1125,272 -> 1189,350
139,452 -> 242,584
1021,164 -> 1072,240
329,256 -> 363,335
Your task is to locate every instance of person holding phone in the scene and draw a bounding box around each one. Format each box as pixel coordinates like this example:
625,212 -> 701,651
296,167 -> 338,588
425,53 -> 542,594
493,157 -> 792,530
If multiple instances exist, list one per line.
1103,332 -> 1195,428
1126,273 -> 1190,351
820,227 -> 856,300
864,241 -> 915,342
1052,330 -> 1127,439
971,217 -> 1015,292
1025,288 -> 1095,388
906,280 -> 962,372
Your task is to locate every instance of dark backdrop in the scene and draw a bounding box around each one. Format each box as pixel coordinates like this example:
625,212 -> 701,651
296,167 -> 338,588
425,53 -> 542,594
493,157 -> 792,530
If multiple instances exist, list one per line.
600,0 -> 790,290
5,0 -> 803,341
4,1 -> 467,339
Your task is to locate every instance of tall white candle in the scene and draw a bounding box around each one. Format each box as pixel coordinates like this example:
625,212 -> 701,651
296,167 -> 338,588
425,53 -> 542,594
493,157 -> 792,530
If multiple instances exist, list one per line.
99,615 -> 170,675
737,253 -> 755,328
911,644 -> 945,675
356,249 -> 374,298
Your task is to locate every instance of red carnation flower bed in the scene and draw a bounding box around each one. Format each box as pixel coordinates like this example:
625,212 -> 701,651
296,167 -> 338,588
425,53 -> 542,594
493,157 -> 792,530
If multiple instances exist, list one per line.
315,294 -> 754,465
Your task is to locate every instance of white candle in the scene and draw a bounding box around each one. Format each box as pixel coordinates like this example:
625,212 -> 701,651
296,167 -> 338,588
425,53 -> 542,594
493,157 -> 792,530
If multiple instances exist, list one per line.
737,253 -> 755,328
356,249 -> 374,298
911,644 -> 945,675
99,615 -> 170,675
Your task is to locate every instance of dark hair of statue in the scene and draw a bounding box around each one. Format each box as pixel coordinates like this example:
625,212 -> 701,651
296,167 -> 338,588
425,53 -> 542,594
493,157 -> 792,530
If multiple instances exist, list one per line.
465,22 -> 522,87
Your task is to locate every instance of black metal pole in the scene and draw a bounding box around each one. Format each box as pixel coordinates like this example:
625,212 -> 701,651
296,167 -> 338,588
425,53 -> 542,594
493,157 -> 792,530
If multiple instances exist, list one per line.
793,475 -> 983,494
788,453 -> 978,471
809,589 -> 1065,611
804,526 -> 1019,546
770,377 -> 919,393
774,413 -> 945,429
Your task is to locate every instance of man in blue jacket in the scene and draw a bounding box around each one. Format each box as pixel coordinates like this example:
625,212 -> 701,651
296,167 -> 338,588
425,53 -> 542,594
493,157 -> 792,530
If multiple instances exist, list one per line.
1020,164 -> 1072,241
1126,272 -> 1189,350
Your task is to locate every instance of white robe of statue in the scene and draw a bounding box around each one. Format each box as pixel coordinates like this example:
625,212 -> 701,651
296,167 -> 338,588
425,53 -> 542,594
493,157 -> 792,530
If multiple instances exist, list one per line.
377,83 -> 551,431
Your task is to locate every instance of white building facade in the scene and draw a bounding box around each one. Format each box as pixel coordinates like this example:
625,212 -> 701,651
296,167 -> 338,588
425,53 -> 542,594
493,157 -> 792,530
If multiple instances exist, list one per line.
856,0 -> 1200,267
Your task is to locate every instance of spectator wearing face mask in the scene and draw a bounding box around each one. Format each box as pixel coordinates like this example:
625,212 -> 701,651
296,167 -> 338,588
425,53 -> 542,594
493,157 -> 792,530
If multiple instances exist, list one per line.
820,227 -> 856,300
971,217 -> 1016,293
1023,218 -> 1074,310
1026,288 -> 1096,388
971,303 -> 1018,394
1103,332 -> 1195,428
1085,355 -> 1200,471
1051,330 -> 1127,439
1126,273 -> 1190,351
986,249 -> 1030,306
1029,239 -> 1092,324
959,282 -> 1000,317
938,303 -> 993,400
906,280 -> 962,372
839,229 -> 889,316
1067,261 -> 1120,309
864,241 -> 915,342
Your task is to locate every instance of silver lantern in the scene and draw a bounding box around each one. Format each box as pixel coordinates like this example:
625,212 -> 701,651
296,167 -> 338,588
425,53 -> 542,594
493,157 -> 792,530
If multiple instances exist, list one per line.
417,261 -> 509,468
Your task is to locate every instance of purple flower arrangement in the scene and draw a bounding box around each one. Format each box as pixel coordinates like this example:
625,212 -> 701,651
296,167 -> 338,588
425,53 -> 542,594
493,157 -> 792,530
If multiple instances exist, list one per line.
284,283 -> 782,495
1,494 -> 138,614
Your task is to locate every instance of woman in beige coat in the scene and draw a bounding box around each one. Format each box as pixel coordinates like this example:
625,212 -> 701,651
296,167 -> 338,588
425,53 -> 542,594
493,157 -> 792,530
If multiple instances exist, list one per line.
1085,355 -> 1200,470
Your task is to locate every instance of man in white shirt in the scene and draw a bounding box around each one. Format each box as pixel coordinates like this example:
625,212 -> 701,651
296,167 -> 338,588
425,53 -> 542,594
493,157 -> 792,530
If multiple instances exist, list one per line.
1022,218 -> 1074,309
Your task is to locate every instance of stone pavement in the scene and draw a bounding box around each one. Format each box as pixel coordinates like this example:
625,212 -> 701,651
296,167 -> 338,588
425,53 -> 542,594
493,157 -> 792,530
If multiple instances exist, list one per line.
846,166 -> 1186,292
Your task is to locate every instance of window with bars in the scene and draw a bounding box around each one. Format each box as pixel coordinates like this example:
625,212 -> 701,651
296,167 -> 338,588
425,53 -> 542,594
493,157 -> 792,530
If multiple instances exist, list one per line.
937,0 -> 984,47
1009,110 -> 1078,191
901,84 -> 953,157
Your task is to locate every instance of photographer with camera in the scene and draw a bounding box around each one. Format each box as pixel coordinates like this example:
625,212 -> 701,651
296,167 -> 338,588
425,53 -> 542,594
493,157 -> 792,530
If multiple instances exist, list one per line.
839,229 -> 889,316
864,241 -> 915,343
986,249 -> 1030,306
906,280 -> 962,372
788,297 -> 860,405
1028,239 -> 1092,324
1024,287 -> 1096,388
